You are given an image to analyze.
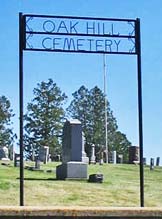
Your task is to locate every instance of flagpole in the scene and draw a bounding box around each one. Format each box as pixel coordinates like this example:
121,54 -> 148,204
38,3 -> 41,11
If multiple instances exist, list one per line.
103,54 -> 108,163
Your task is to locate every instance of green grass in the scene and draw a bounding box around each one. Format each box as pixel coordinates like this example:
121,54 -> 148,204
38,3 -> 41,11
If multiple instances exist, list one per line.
0,161 -> 161,207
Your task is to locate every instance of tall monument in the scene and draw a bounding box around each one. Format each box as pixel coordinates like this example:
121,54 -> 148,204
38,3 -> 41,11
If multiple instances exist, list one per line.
56,119 -> 88,180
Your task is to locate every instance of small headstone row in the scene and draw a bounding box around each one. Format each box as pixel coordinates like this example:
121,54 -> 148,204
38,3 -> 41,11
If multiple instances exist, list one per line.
150,157 -> 160,170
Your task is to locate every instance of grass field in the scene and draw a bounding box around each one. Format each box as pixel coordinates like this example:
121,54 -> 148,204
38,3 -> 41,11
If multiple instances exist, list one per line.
0,161 -> 161,207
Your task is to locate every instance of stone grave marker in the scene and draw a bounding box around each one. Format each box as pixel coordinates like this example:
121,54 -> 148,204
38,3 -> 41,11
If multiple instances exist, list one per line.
90,144 -> 96,164
117,154 -> 123,163
38,146 -> 49,164
112,151 -> 117,164
0,148 -> 5,160
9,145 -> 14,160
150,158 -> 154,170
82,132 -> 89,164
143,157 -> 147,165
14,153 -> 20,167
35,159 -> 41,170
156,157 -> 160,166
88,174 -> 103,183
56,119 -> 88,180
0,146 -> 10,161
129,146 -> 139,164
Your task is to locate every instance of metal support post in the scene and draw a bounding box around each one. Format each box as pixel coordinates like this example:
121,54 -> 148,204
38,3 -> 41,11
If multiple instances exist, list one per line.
136,18 -> 144,207
19,12 -> 24,206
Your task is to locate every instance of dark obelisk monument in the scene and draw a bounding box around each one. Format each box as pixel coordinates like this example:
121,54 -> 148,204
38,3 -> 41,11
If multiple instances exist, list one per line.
56,119 -> 88,180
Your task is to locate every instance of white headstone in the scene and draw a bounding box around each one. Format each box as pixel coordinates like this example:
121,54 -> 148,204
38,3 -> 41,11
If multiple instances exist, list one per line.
112,151 -> 117,164
90,144 -> 96,164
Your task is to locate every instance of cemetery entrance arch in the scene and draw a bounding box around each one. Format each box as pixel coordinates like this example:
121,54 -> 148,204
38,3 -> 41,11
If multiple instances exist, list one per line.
19,13 -> 144,206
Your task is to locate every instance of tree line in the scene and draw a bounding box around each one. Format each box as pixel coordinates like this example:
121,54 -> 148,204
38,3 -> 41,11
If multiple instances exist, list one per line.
0,78 -> 131,162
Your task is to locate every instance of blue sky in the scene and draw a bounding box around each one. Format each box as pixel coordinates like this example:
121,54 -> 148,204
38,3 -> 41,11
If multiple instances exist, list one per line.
1,0 -> 162,163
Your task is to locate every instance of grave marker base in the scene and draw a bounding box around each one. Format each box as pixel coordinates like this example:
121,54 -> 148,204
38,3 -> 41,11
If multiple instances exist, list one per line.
56,161 -> 87,180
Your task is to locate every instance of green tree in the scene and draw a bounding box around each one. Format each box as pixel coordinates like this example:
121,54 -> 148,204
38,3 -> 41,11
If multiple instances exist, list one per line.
113,131 -> 131,162
66,86 -> 91,135
67,85 -> 131,162
66,86 -> 93,156
89,86 -> 118,155
0,96 -> 16,147
24,79 -> 67,160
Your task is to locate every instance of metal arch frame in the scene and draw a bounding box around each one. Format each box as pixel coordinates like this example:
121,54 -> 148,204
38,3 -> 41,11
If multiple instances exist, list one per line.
19,13 -> 144,207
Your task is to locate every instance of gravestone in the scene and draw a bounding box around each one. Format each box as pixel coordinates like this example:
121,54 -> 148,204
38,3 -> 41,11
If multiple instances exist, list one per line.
98,146 -> 105,165
112,151 -> 117,164
56,119 -> 88,180
108,151 -> 116,164
9,145 -> 14,160
56,154 -> 61,161
129,146 -> 139,164
38,146 -> 49,164
0,146 -> 10,160
143,157 -> 147,165
117,154 -> 123,163
90,144 -> 96,164
53,154 -> 61,161
82,132 -> 89,164
3,146 -> 9,158
150,158 -> 154,170
0,148 -> 5,159
35,159 -> 41,170
156,157 -> 160,166
48,154 -> 51,162
14,153 -> 20,167
88,174 -> 103,183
